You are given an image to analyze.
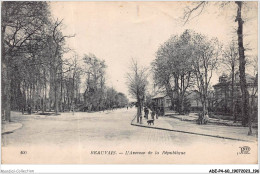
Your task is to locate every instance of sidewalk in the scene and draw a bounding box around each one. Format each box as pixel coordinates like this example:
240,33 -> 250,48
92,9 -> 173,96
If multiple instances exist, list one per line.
131,115 -> 258,142
166,112 -> 244,127
1,121 -> 23,134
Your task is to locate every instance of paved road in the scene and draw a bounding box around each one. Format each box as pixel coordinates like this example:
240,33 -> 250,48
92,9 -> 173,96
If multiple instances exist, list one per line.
1,108 -> 258,164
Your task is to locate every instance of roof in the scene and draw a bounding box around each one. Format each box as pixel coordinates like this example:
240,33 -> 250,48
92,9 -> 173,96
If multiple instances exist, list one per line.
152,93 -> 167,99
213,73 -> 256,88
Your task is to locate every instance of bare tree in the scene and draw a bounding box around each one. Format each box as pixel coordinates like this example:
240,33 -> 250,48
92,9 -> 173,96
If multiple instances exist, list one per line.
183,1 -> 253,134
83,53 -> 106,111
235,1 -> 250,131
48,19 -> 74,115
192,33 -> 221,120
221,41 -> 239,122
127,59 -> 148,123
62,54 -> 82,112
247,56 -> 258,135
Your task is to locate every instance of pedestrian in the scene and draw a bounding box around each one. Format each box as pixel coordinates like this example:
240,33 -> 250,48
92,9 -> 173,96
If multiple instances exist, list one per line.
161,108 -> 165,116
28,105 -> 32,115
156,108 -> 159,119
21,107 -> 24,115
36,105 -> 38,113
151,109 -> 155,120
144,107 -> 149,119
204,111 -> 209,124
197,111 -> 209,124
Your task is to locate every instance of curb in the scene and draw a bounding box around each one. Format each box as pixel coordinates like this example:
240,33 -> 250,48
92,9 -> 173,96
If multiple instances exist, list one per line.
130,116 -> 253,142
1,122 -> 23,135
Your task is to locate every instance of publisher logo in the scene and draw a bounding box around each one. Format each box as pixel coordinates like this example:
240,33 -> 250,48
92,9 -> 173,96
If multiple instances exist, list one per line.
238,146 -> 251,155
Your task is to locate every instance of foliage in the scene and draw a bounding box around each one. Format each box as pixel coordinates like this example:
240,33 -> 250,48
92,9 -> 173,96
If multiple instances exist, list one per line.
152,30 -> 196,114
82,54 -> 128,111
1,2 -> 130,120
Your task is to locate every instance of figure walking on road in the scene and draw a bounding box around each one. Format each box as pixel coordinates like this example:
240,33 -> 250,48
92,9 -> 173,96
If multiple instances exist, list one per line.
155,108 -> 159,119
151,108 -> 155,120
144,107 -> 149,119
27,105 -> 32,115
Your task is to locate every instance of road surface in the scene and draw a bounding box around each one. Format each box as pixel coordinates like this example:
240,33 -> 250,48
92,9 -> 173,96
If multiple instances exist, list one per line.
1,108 -> 257,164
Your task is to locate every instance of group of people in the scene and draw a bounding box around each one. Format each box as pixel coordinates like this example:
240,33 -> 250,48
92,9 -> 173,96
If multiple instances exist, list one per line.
21,105 -> 32,115
196,111 -> 209,124
144,107 -> 159,120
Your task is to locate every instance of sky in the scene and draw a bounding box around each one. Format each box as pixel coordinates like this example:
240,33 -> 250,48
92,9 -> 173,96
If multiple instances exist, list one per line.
50,1 -> 258,101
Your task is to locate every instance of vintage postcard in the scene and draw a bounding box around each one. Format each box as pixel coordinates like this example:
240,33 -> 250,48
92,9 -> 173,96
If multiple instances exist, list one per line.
1,1 -> 258,166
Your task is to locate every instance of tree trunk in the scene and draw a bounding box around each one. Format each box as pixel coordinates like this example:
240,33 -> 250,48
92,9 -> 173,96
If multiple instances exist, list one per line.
248,94 -> 254,135
231,65 -> 236,122
49,75 -> 53,112
179,93 -> 184,114
42,70 -> 46,113
1,25 -> 11,122
137,101 -> 140,123
201,93 -> 208,118
174,76 -> 180,113
54,72 -> 59,115
180,75 -> 184,114
2,61 -> 11,122
137,97 -> 142,123
60,70 -> 63,112
235,2 -> 250,132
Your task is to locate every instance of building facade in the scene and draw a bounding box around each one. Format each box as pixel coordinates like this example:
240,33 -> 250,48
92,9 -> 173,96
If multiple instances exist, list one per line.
151,90 -> 208,114
151,93 -> 172,115
213,72 -> 258,115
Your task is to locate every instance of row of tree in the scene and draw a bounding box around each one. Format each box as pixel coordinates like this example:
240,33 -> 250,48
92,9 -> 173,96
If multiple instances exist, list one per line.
1,2 -> 129,122
2,2 -> 70,120
83,54 -> 129,111
181,1 -> 257,135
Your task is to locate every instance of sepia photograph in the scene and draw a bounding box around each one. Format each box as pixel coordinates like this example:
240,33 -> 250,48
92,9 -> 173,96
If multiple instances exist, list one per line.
1,0 -> 258,167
